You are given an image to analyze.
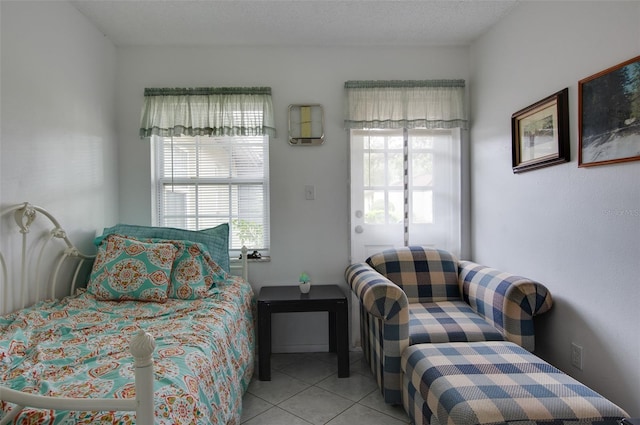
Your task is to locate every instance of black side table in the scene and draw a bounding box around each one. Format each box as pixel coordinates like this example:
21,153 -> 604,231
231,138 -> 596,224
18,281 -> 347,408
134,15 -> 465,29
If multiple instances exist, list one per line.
257,284 -> 349,381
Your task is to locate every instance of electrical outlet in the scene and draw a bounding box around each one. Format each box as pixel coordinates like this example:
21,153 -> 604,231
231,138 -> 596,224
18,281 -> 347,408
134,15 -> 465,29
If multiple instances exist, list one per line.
571,342 -> 583,370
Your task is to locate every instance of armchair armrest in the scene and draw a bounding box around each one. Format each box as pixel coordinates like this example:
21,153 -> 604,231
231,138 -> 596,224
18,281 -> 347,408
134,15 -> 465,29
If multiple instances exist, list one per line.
458,260 -> 553,351
345,263 -> 409,321
345,262 -> 410,404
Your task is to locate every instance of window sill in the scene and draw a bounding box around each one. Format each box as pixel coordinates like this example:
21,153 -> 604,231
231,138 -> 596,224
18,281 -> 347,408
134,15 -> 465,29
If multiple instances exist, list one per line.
230,256 -> 271,264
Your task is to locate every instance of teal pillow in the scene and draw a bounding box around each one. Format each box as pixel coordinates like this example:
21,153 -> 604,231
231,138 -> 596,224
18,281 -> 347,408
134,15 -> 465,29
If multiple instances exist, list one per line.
95,223 -> 230,273
158,239 -> 228,299
88,235 -> 177,302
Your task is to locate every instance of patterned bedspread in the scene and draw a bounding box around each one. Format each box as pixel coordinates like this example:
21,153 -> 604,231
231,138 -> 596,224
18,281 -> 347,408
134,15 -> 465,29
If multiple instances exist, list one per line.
0,276 -> 254,425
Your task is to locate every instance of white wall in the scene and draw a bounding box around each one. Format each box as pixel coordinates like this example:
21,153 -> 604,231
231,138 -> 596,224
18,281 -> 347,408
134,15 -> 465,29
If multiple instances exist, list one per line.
115,45 -> 469,351
470,1 -> 640,415
7,1 -> 635,413
0,1 -> 119,313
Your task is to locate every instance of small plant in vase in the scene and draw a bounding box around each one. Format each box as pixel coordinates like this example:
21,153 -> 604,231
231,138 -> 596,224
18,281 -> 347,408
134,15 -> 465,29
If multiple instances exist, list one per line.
298,272 -> 311,294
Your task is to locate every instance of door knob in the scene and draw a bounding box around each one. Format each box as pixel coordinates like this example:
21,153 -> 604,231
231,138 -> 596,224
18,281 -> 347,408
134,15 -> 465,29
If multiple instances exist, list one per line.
355,225 -> 363,234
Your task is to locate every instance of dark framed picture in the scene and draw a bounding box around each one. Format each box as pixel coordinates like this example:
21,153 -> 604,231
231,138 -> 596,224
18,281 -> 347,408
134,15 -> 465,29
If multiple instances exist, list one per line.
579,55 -> 640,167
511,88 -> 569,173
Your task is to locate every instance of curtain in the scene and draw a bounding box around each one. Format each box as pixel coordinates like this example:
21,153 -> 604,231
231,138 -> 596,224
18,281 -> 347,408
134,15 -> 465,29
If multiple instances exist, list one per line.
139,87 -> 276,138
344,80 -> 467,130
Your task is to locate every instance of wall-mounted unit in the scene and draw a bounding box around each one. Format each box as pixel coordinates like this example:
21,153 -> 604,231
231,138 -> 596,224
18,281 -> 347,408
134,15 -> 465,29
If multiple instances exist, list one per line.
288,104 -> 324,146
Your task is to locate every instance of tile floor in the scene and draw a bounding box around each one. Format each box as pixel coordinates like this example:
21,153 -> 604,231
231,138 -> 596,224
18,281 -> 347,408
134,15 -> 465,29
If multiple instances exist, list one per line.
241,350 -> 411,425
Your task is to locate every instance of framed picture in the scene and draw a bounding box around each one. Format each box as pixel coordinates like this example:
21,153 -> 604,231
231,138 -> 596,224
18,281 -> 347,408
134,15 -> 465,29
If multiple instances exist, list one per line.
579,55 -> 640,167
511,88 -> 569,173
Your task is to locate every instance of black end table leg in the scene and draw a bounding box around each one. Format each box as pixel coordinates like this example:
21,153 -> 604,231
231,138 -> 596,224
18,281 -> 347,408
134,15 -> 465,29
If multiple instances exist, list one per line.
257,301 -> 272,380
328,311 -> 337,353
336,300 -> 349,378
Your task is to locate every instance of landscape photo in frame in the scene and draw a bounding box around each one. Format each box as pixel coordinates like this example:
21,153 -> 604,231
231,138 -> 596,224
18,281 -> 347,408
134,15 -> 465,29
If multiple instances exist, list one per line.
579,55 -> 640,167
511,88 -> 569,173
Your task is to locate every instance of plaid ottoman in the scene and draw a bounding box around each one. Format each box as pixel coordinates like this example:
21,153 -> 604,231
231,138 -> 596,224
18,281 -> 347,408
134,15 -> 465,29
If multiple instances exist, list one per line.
401,341 -> 628,425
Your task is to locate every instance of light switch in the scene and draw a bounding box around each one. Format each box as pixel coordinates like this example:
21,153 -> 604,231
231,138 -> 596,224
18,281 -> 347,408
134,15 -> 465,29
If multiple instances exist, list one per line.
304,185 -> 315,200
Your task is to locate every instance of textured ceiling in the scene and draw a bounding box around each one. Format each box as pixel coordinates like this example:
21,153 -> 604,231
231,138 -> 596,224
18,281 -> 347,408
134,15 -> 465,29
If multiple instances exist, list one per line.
70,0 -> 520,47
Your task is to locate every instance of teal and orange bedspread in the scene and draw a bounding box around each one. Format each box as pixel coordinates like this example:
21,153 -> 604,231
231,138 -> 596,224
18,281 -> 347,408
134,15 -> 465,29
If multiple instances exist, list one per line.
0,276 -> 254,424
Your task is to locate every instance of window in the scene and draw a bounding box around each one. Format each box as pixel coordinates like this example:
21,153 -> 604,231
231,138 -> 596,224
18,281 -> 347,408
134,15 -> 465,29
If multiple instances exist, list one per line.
151,134 -> 270,256
140,86 -> 275,257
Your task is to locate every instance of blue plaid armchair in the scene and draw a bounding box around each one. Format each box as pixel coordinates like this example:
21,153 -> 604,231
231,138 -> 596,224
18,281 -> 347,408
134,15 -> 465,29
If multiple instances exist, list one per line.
345,246 -> 553,404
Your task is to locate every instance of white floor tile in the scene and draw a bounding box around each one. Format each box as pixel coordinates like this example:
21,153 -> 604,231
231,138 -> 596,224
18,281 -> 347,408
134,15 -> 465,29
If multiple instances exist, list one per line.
270,352 -> 308,371
316,370 -> 378,402
240,393 -> 273,423
242,406 -> 314,425
279,386 -> 354,425
358,389 -> 410,422
324,403 -> 409,425
247,370 -> 311,405
349,358 -> 373,376
275,354 -> 338,382
243,350 -> 411,425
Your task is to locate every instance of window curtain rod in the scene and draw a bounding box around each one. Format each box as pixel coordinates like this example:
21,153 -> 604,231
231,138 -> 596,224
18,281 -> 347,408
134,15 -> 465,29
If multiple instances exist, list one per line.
344,80 -> 465,89
143,87 -> 273,96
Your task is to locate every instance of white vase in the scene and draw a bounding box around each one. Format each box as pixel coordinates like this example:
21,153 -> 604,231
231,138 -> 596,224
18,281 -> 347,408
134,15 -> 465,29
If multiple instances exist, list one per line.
299,281 -> 311,294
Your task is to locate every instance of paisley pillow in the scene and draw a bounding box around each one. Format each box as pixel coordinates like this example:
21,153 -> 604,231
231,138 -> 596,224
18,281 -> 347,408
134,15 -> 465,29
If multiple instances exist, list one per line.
88,235 -> 177,302
158,239 -> 228,300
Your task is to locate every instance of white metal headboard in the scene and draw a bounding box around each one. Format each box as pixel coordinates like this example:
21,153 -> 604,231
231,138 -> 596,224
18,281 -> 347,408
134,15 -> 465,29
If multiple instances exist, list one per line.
1,202 -> 250,315
0,202 -> 95,314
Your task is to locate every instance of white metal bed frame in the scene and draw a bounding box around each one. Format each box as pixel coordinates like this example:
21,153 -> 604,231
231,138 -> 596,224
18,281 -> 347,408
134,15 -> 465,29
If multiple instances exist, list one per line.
0,201 -> 248,425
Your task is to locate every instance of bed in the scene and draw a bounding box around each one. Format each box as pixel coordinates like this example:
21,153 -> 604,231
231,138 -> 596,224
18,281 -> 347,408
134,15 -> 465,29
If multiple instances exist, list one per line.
0,202 -> 254,424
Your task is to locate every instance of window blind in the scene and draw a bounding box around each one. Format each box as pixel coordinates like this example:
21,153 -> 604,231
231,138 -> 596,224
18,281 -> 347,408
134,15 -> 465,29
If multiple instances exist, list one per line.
153,135 -> 270,254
